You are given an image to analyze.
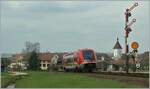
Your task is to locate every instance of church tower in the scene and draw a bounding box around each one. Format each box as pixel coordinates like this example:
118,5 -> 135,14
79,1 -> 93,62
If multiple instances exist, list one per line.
113,38 -> 122,60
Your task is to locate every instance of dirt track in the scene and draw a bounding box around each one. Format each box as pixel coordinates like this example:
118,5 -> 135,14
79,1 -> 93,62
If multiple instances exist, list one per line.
86,73 -> 149,88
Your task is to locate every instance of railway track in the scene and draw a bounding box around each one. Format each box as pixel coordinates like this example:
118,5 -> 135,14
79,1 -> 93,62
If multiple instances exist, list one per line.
57,70 -> 149,78
92,71 -> 149,78
86,72 -> 149,87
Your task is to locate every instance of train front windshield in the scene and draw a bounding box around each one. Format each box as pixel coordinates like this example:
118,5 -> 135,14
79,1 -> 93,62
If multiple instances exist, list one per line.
83,50 -> 94,60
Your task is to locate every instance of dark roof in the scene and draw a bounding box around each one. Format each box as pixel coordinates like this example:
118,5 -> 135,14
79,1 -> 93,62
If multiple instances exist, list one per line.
113,38 -> 122,49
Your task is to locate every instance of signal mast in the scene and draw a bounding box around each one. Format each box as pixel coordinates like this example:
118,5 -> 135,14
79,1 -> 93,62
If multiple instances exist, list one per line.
124,2 -> 138,73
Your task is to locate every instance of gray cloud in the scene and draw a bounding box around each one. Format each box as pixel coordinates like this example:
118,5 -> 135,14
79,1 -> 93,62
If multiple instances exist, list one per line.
0,1 -> 149,53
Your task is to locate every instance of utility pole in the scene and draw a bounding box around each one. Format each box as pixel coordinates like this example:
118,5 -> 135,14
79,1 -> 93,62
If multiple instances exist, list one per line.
124,2 -> 138,73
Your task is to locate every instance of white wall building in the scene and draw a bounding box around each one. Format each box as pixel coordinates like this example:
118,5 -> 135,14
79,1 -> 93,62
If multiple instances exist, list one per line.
107,38 -> 123,72
113,38 -> 122,60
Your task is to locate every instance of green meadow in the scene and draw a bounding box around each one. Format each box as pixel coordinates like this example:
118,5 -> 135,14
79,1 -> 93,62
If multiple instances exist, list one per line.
14,71 -> 141,88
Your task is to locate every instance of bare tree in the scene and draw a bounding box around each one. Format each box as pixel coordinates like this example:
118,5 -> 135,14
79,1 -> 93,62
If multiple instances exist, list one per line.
23,41 -> 40,53
22,41 -> 40,69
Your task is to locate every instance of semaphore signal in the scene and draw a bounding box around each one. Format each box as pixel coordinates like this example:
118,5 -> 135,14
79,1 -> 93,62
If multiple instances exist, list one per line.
124,2 -> 138,73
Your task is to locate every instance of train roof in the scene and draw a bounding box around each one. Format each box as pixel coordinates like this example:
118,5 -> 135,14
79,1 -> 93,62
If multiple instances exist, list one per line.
63,48 -> 95,56
78,48 -> 94,51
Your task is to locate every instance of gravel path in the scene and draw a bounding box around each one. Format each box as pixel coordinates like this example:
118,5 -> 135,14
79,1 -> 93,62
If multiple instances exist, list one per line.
7,84 -> 15,88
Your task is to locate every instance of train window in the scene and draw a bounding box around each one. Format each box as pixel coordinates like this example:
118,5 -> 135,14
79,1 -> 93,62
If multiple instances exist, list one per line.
83,50 -> 94,60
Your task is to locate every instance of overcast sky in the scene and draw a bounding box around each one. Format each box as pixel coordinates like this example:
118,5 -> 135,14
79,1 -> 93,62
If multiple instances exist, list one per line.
0,1 -> 149,54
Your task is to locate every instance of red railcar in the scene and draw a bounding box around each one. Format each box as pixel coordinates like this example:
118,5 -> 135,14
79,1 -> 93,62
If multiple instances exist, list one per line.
63,48 -> 97,72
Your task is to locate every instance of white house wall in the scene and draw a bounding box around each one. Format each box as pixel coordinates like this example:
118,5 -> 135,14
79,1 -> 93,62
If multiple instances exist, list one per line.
114,49 -> 122,59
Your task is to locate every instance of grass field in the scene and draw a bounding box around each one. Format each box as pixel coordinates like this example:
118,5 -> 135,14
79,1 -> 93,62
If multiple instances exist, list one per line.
1,72 -> 15,88
15,71 -> 141,88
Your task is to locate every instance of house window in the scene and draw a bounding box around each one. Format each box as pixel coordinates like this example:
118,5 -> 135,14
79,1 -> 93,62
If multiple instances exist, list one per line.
43,64 -> 46,67
47,64 -> 49,67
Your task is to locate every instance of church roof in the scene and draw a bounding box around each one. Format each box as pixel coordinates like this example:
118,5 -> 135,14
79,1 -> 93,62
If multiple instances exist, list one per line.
113,38 -> 122,49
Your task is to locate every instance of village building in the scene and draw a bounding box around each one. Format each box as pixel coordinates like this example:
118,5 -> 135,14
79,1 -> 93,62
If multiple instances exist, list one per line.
7,52 -> 63,71
9,54 -> 27,71
110,38 -> 142,72
110,38 -> 123,71
113,38 -> 122,60
39,53 -> 52,70
96,53 -> 113,71
94,37 -> 143,72
39,52 -> 62,70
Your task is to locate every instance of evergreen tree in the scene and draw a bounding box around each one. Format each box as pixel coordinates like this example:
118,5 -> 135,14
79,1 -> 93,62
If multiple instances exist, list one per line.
28,51 -> 40,70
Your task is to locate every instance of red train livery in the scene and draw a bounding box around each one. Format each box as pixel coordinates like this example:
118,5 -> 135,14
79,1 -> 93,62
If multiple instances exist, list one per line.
63,48 -> 97,72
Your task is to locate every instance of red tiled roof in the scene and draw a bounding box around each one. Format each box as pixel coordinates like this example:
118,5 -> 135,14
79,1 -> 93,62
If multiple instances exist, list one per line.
112,59 -> 125,65
39,53 -> 53,61
12,53 -> 54,61
12,54 -> 24,62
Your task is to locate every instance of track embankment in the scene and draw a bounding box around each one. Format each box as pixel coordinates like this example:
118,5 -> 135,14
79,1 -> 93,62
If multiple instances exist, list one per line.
92,71 -> 149,78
